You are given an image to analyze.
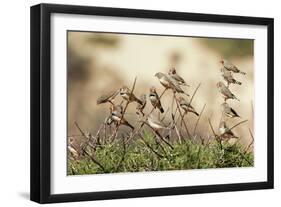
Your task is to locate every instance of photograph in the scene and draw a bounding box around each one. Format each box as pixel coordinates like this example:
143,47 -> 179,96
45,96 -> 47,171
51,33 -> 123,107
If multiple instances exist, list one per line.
67,31 -> 254,175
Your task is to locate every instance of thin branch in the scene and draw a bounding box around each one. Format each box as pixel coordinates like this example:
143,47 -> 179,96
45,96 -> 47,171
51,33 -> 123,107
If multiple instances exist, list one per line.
74,122 -> 106,171
178,83 -> 201,133
160,107 -> 170,122
110,77 -> 137,142
193,103 -> 206,135
139,133 -> 164,158
244,128 -> 254,152
74,121 -> 87,138
189,83 -> 201,106
208,118 -> 217,137
141,121 -> 174,149
174,93 -> 191,139
172,113 -> 182,144
220,120 -> 248,138
81,148 -> 106,172
208,118 -> 222,149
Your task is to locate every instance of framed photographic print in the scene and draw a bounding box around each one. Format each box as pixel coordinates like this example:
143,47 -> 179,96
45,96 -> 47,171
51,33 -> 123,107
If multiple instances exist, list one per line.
30,3 -> 274,203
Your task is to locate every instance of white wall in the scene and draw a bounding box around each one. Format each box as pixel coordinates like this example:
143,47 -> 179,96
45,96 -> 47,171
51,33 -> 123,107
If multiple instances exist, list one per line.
0,0 -> 279,206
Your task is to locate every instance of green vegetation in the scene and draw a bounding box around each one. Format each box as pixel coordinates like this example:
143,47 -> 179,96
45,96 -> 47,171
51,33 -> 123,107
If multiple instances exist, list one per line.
68,131 -> 254,175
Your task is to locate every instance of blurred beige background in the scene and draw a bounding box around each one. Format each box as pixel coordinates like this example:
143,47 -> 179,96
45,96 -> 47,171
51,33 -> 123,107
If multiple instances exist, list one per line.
67,31 -> 254,146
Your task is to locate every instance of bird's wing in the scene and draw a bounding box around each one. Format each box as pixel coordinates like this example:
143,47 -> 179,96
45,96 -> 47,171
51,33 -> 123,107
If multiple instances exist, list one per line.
224,60 -> 234,69
167,75 -> 184,92
222,87 -> 234,97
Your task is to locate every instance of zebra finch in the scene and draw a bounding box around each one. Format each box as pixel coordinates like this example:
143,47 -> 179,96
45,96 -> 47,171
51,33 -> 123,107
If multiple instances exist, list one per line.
220,59 -> 246,75
155,72 -> 189,96
219,121 -> 238,139
221,67 -> 242,87
176,96 -> 199,116
110,103 -> 134,130
149,86 -> 164,113
168,67 -> 190,86
120,86 -> 142,104
221,102 -> 240,118
217,81 -> 239,102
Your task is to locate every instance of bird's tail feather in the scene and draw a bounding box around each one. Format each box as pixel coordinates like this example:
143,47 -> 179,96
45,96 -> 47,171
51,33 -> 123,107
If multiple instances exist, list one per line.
193,111 -> 199,116
235,96 -> 240,101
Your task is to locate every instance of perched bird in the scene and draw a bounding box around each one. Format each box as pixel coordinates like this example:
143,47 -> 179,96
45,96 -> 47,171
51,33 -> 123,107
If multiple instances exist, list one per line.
220,59 -> 246,75
155,72 -> 188,95
219,121 -> 238,139
149,87 -> 164,113
217,82 -> 239,102
168,67 -> 190,86
176,96 -> 199,116
110,104 -> 134,130
120,86 -> 142,104
221,67 -> 242,86
97,89 -> 119,105
221,102 -> 240,118
147,115 -> 167,130
136,94 -> 147,115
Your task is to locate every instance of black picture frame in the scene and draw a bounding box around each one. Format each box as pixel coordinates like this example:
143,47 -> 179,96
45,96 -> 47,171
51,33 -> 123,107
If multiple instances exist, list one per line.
30,3 -> 274,204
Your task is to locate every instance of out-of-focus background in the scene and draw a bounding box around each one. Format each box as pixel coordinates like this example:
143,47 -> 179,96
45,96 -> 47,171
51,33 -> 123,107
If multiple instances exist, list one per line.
67,31 -> 254,146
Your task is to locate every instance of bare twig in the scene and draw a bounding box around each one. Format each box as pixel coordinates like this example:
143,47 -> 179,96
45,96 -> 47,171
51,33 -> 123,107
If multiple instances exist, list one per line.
208,119 -> 217,137
141,121 -> 174,149
174,93 -> 191,139
171,113 -> 182,144
177,83 -> 201,132
193,103 -> 206,136
74,122 -> 106,172
81,148 -> 106,172
139,133 -> 164,158
220,120 -> 248,138
75,121 -> 87,137
110,77 -> 137,143
188,83 -> 201,107
244,128 -> 254,152
160,107 -> 170,122
208,118 -> 222,149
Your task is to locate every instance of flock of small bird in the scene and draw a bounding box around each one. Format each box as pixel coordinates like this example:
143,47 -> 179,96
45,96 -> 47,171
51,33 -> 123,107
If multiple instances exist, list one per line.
96,67 -> 198,131
217,59 -> 246,140
95,59 -> 246,140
